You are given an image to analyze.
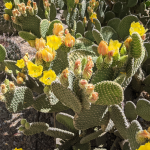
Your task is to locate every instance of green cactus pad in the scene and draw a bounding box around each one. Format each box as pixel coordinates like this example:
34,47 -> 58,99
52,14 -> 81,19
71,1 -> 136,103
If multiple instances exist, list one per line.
92,44 -> 99,56
109,105 -> 129,139
76,33 -> 83,38
112,2 -> 123,13
101,26 -> 118,43
136,99 -> 150,121
0,44 -> 6,62
122,142 -> 131,150
127,0 -> 138,7
93,18 -> 101,31
47,20 -> 62,35
114,74 -> 126,85
5,86 -> 34,113
144,42 -> 150,59
23,122 -> 49,135
130,32 -> 143,59
80,129 -> 103,144
72,142 -> 91,150
76,21 -> 84,35
107,18 -> 121,32
17,15 -> 41,38
74,37 -> 94,50
21,119 -> 27,126
40,19 -> 50,38
50,3 -> 57,21
18,31 -> 37,41
25,122 -> 30,129
68,49 -> 95,71
126,47 -> 145,78
51,81 -> 82,113
126,120 -> 142,150
84,31 -> 95,42
56,112 -> 77,133
95,81 -> 123,105
122,77 -> 132,89
124,101 -> 137,122
33,93 -> 69,113
44,127 -> 74,139
58,0 -> 65,9
92,29 -> 104,45
80,0 -> 86,18
104,11 -> 115,22
91,68 -> 113,84
73,105 -> 107,130
117,15 -> 139,39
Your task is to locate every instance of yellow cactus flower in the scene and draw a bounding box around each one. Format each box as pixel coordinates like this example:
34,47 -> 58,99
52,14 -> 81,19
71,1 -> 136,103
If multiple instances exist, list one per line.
47,35 -> 62,50
64,33 -> 75,47
39,70 -> 56,85
108,39 -> 122,56
53,23 -> 64,36
5,2 -> 13,9
14,148 -> 23,150
129,21 -> 148,36
90,12 -> 97,22
136,142 -> 150,150
27,61 -> 43,78
16,59 -> 25,68
35,38 -> 46,51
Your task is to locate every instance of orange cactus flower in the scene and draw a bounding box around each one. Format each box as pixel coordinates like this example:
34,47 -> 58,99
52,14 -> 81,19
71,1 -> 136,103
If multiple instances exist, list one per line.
98,41 -> 108,56
64,33 -> 75,47
53,23 -> 64,36
35,38 -> 46,51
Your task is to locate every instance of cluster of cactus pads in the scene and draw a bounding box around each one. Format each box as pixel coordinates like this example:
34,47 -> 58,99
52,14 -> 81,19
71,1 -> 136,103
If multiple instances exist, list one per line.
1,0 -> 150,149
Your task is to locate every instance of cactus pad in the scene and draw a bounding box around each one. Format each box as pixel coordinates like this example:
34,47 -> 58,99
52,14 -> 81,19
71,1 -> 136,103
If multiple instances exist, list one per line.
73,105 -> 107,130
5,87 -> 34,113
95,81 -> 124,105
52,81 -> 82,113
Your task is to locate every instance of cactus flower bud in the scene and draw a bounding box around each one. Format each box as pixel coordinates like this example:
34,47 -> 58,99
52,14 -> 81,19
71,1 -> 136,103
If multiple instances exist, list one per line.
64,33 -> 75,47
142,34 -> 146,41
17,77 -> 24,84
82,59 -> 94,80
74,59 -> 82,77
59,68 -> 69,87
136,130 -> 150,144
96,55 -> 103,70
35,38 -> 46,51
85,84 -> 94,95
53,23 -> 64,36
98,41 -> 108,56
75,0 -> 79,4
25,122 -> 30,129
33,2 -> 37,10
79,79 -> 88,89
65,29 -> 69,34
27,0 -> 31,6
124,37 -> 132,49
9,81 -> 15,91
88,92 -> 98,103
83,17 -> 88,26
3,14 -> 10,21
1,84 -> 7,94
44,86 -> 50,95
21,119 -> 27,126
